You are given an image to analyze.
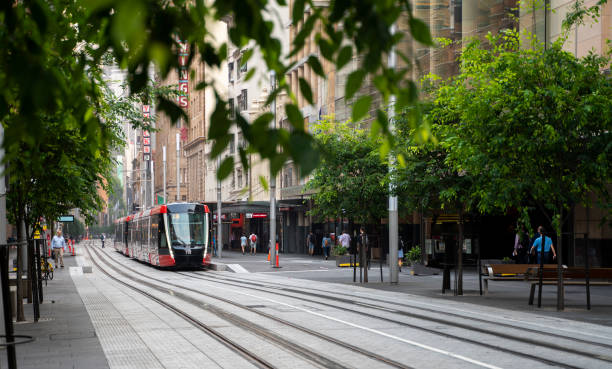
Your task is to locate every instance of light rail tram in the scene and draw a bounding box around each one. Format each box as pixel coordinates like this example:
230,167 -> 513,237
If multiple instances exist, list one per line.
113,203 -> 211,267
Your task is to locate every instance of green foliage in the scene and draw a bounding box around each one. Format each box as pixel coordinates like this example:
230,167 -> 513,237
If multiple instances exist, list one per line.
307,120 -> 388,224
404,245 -> 421,264
416,29 -> 612,230
332,244 -> 347,256
0,0 -> 434,184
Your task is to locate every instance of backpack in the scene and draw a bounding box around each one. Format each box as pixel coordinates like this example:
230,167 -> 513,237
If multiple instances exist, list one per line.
250,234 -> 257,243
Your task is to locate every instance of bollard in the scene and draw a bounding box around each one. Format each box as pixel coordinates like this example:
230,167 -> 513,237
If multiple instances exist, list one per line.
72,243 -> 76,256
274,242 -> 279,268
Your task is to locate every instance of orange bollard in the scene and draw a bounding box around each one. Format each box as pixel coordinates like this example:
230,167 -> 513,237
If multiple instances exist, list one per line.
275,242 -> 279,267
72,242 -> 76,256
267,249 -> 270,261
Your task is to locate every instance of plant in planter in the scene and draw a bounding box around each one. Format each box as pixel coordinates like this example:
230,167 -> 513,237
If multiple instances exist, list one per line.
502,256 -> 513,264
404,246 -> 422,275
333,245 -> 347,256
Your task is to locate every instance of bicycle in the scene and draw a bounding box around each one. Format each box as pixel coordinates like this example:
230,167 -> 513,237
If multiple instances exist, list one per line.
40,257 -> 54,284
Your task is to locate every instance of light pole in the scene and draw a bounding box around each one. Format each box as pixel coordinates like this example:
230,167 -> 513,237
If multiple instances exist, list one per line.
216,156 -> 222,258
388,23 -> 399,284
269,70 -> 277,267
176,132 -> 181,202
163,146 -> 167,204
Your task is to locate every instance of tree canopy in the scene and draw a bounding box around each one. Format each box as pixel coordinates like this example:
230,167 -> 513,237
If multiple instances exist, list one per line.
307,120 -> 388,225
1,0 -> 434,182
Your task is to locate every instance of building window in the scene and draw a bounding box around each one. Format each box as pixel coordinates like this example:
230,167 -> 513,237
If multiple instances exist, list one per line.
229,133 -> 235,154
237,168 -> 242,188
231,170 -> 236,189
240,59 -> 247,75
236,57 -> 242,79
240,89 -> 248,111
228,62 -> 234,82
228,98 -> 235,118
238,132 -> 245,149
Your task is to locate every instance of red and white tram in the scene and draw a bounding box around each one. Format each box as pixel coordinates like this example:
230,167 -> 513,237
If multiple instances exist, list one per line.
114,203 -> 211,267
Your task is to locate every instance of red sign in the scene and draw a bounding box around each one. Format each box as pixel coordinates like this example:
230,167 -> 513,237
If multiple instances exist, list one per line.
178,95 -> 188,108
143,137 -> 150,145
252,213 -> 267,218
143,130 -> 150,138
180,69 -> 188,81
142,105 -> 150,113
213,214 -> 228,221
143,146 -> 151,154
179,81 -> 189,94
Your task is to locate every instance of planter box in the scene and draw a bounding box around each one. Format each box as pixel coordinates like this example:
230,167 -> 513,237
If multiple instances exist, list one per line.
336,255 -> 358,267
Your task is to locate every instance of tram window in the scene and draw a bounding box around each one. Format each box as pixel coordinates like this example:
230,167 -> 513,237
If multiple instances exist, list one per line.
168,213 -> 208,246
159,216 -> 168,249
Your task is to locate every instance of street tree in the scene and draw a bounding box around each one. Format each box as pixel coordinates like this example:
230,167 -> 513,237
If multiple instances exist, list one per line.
307,120 -> 388,231
431,30 -> 612,309
1,0 -> 434,181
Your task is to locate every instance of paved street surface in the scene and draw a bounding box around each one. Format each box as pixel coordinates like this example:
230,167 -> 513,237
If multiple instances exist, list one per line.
3,240 -> 612,368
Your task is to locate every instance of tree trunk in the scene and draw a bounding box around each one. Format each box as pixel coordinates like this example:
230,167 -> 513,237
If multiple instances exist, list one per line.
457,209 -> 464,295
556,204 -> 564,311
15,210 -> 25,322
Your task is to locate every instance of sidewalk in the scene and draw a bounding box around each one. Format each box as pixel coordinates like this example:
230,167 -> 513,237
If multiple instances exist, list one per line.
212,250 -> 612,327
0,250 -> 109,369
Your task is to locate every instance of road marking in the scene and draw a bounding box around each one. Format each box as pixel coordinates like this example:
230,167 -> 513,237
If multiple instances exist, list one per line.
257,269 -> 330,274
203,284 -> 503,369
226,264 -> 250,273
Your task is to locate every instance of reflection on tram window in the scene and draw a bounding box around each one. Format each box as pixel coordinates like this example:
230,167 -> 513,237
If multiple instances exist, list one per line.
168,213 -> 208,246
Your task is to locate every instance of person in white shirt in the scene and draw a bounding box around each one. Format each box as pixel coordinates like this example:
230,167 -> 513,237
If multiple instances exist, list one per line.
51,230 -> 67,268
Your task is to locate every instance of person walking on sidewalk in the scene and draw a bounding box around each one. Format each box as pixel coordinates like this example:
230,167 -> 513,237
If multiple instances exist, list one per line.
530,226 -> 557,264
307,231 -> 315,256
338,230 -> 350,251
249,232 -> 257,255
51,230 -> 66,268
322,233 -> 332,260
240,233 -> 248,255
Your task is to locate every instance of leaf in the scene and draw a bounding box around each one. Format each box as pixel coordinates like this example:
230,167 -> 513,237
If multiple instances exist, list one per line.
217,156 -> 234,180
259,175 -> 269,191
299,78 -> 313,105
409,18 -> 434,46
317,37 -> 335,61
336,45 -> 353,70
307,55 -> 325,77
285,104 -> 304,131
292,0 -> 305,25
352,95 -> 372,122
345,70 -> 366,100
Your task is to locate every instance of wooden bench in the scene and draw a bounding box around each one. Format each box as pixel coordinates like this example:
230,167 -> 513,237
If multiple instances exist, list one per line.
528,268 -> 612,305
483,264 -> 560,295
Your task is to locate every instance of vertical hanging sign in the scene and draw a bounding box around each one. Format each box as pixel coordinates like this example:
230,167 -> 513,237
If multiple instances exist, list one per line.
142,105 -> 151,161
178,41 -> 189,108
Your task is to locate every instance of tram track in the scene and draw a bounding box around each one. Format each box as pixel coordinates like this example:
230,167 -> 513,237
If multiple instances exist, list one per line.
189,271 -> 612,349
83,246 -> 275,369
87,245 -> 409,369
176,271 -> 612,369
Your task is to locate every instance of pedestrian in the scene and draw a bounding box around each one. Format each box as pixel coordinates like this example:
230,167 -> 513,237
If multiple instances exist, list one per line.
321,233 -> 332,260
211,234 -> 217,256
240,233 -> 248,255
338,229 -> 351,251
51,230 -> 66,268
512,225 -> 529,264
101,233 -> 105,248
356,228 -> 369,267
249,232 -> 257,255
307,231 -> 315,256
529,226 -> 557,264
398,236 -> 405,272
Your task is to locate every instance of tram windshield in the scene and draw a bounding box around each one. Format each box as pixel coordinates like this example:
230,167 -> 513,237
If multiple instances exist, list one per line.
168,212 -> 208,246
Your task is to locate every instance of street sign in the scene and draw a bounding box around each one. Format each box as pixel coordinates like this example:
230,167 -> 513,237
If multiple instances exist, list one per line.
246,213 -> 267,219
34,230 -> 41,239
157,195 -> 164,205
143,154 -> 150,161
58,215 -> 74,222
143,137 -> 150,145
